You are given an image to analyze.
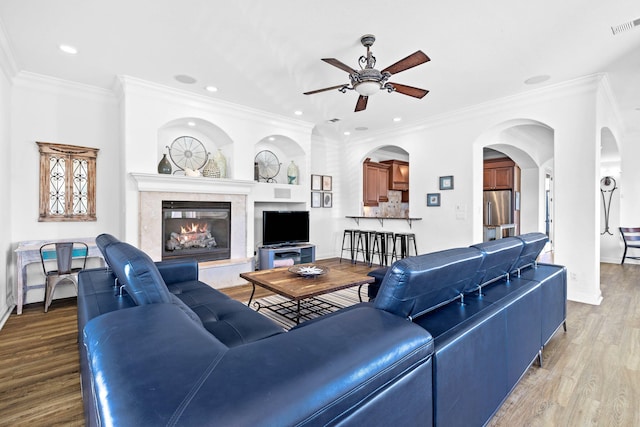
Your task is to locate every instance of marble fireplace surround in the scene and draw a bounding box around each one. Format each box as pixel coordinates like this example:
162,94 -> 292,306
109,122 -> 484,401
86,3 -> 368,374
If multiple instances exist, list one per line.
131,173 -> 255,288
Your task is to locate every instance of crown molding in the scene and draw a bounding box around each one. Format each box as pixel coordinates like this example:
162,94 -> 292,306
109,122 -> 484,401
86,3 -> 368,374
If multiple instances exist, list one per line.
349,74 -> 605,143
13,71 -> 116,103
116,75 -> 314,135
0,16 -> 18,83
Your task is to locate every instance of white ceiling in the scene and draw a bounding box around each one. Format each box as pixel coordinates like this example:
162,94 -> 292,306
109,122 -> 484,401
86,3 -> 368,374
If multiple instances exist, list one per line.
1,0 -> 639,136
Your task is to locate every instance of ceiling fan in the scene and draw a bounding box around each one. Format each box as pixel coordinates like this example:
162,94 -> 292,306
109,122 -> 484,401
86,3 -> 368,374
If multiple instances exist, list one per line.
304,34 -> 430,112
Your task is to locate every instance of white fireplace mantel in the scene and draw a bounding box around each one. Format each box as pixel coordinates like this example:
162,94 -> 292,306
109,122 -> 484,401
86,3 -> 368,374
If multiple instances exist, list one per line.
131,172 -> 256,289
130,173 -> 255,195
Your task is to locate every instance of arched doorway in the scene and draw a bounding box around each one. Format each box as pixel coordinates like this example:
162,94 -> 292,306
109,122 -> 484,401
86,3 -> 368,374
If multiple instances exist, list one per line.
361,145 -> 410,218
474,120 -> 554,247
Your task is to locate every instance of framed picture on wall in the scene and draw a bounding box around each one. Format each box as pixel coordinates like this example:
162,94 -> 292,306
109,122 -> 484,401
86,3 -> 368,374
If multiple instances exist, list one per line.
311,191 -> 322,208
322,192 -> 333,208
427,193 -> 441,207
439,176 -> 454,190
311,174 -> 322,191
322,175 -> 332,191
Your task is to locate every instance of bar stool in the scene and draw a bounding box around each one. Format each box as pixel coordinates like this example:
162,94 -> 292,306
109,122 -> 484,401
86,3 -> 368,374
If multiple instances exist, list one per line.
369,231 -> 395,267
339,229 -> 357,263
392,232 -> 418,260
354,230 -> 375,264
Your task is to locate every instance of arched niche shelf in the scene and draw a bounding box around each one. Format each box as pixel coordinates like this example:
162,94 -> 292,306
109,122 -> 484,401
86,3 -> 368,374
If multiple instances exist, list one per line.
158,117 -> 234,177
254,135 -> 306,185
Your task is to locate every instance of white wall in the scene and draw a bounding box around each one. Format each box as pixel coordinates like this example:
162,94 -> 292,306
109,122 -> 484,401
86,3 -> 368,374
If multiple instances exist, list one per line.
0,69 -> 629,314
340,75 -> 618,305
117,77 -> 314,257
0,61 -> 11,325
618,131 -> 640,263
8,72 -> 121,305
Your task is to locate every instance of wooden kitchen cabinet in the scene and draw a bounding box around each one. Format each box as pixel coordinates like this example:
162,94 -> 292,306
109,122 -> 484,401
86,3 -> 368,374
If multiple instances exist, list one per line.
484,158 -> 518,190
363,160 -> 390,206
381,160 -> 409,190
381,159 -> 409,202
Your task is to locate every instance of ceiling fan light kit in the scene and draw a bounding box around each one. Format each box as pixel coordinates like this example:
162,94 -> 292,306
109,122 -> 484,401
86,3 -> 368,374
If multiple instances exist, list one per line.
304,34 -> 430,112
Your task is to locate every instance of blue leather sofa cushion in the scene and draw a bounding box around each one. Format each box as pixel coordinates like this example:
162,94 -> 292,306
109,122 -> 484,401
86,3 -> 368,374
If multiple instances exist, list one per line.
416,300 -> 508,426
374,247 -> 484,319
470,237 -> 523,288
104,241 -> 173,305
83,304 -> 434,426
512,232 -> 548,272
95,233 -> 120,268
366,266 -> 388,300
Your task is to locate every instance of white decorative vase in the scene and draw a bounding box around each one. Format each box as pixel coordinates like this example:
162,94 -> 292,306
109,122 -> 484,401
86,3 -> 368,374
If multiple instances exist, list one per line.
213,149 -> 227,178
202,158 -> 220,178
287,160 -> 299,185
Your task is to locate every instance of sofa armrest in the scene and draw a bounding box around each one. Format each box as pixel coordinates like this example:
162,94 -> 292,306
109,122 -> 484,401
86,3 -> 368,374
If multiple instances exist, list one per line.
154,258 -> 199,284
83,304 -> 434,427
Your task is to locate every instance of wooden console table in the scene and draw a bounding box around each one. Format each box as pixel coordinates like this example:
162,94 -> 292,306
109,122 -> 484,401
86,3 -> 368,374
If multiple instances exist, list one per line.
14,237 -> 104,314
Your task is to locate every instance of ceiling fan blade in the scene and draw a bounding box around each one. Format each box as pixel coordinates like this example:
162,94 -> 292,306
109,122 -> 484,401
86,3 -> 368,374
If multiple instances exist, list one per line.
381,51 -> 430,75
389,82 -> 429,99
322,58 -> 357,74
303,84 -> 347,95
355,95 -> 368,112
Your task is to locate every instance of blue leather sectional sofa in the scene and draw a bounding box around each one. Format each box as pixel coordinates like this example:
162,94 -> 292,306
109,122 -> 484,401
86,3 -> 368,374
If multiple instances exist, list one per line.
78,232 -> 565,426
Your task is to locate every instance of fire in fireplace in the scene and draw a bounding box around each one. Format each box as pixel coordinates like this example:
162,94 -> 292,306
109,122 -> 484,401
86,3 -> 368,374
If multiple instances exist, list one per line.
162,201 -> 231,262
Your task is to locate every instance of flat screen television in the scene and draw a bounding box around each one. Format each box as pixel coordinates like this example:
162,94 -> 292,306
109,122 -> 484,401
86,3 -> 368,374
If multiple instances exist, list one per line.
262,210 -> 310,246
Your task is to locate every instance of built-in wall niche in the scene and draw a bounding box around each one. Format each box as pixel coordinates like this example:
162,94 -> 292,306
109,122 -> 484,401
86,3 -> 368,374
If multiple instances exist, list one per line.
254,135 -> 305,185
157,117 -> 234,177
254,202 -> 307,249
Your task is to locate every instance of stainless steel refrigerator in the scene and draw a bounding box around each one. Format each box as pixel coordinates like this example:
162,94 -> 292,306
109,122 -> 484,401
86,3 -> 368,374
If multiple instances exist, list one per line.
483,190 -> 512,226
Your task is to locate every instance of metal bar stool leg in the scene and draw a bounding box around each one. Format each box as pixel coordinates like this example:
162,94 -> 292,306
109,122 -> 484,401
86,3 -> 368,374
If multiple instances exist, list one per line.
407,233 -> 417,257
340,229 -> 356,263
385,232 -> 395,265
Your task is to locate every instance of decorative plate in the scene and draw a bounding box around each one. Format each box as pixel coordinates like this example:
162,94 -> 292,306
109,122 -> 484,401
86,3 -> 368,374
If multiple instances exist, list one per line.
288,264 -> 329,277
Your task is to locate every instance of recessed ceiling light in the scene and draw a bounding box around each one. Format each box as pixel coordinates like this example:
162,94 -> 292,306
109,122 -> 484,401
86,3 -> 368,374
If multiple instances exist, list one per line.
524,75 -> 550,85
294,110 -> 303,116
205,86 -> 218,92
344,131 -> 351,136
187,121 -> 196,127
268,137 -> 275,141
393,117 -> 402,122
59,44 -> 78,55
175,74 -> 197,84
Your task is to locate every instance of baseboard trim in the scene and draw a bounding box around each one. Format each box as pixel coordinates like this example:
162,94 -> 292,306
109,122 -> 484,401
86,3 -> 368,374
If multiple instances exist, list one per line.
0,304 -> 14,330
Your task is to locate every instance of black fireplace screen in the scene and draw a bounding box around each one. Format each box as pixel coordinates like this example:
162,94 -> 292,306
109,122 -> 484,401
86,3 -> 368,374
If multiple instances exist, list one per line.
162,201 -> 231,262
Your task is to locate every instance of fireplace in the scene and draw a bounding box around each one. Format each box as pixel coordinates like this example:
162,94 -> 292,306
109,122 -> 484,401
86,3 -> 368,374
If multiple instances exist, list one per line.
162,200 -> 231,262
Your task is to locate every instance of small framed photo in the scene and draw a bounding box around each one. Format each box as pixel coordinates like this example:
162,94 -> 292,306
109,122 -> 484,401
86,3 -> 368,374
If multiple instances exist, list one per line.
439,176 -> 454,190
311,191 -> 322,208
427,193 -> 441,207
322,175 -> 332,191
311,174 -> 322,191
322,192 -> 333,208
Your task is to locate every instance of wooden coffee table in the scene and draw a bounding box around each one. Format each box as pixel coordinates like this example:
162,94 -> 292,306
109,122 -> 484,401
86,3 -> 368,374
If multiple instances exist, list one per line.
240,264 -> 374,324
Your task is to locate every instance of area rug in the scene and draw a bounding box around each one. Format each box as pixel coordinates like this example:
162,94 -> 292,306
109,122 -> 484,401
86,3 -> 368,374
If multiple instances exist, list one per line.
251,287 -> 364,330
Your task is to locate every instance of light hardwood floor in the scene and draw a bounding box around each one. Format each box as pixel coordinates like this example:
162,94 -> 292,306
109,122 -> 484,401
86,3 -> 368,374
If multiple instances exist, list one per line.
0,261 -> 638,426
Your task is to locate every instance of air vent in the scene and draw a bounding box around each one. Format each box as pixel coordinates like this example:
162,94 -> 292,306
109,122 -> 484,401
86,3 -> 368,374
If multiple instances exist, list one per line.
611,18 -> 640,35
274,188 -> 291,199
